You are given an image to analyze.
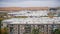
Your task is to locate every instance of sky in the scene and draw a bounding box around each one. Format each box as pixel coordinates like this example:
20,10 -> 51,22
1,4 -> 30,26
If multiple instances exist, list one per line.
0,0 -> 60,7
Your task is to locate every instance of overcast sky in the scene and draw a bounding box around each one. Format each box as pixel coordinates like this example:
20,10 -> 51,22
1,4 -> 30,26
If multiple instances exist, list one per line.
0,0 -> 60,2
0,0 -> 60,7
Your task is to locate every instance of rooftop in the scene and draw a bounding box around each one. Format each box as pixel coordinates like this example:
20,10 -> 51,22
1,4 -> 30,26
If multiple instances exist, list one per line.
2,17 -> 60,24
0,7 -> 49,11
0,7 -> 59,11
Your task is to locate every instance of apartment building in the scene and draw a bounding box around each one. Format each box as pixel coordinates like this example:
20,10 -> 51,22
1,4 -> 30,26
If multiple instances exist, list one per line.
1,7 -> 60,34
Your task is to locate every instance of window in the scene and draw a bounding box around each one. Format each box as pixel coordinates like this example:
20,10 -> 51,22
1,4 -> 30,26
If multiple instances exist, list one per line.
10,27 -> 13,32
27,12 -> 30,13
11,24 -> 13,26
25,25 -> 31,33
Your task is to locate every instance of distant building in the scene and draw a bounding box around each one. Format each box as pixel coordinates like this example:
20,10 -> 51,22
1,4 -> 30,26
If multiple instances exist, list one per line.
1,7 -> 60,34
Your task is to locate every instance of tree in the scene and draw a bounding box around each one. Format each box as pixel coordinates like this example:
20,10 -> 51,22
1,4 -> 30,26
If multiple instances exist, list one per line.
0,17 -> 8,34
1,27 -> 8,34
48,12 -> 54,18
53,29 -> 60,34
4,27 -> 8,34
0,19 -> 3,34
32,28 -> 39,34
